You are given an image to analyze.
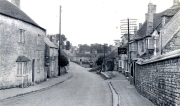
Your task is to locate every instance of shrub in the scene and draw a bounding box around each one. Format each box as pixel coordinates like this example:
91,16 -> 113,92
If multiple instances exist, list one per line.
106,60 -> 114,71
59,54 -> 69,67
89,65 -> 102,72
96,56 -> 105,66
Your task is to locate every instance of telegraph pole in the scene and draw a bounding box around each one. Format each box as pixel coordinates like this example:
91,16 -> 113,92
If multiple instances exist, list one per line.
127,18 -> 131,77
120,18 -> 137,78
59,5 -> 61,76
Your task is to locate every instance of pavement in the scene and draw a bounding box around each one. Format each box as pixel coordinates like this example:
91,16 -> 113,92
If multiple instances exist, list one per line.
101,71 -> 155,106
0,69 -> 73,100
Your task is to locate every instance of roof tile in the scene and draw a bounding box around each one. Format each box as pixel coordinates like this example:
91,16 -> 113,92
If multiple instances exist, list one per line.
0,0 -> 45,31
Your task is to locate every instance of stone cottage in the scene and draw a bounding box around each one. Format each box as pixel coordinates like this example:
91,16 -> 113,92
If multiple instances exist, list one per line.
0,0 -> 46,88
44,37 -> 58,78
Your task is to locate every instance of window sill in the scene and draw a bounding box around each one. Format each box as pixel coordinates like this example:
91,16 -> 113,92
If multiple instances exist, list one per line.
16,75 -> 27,77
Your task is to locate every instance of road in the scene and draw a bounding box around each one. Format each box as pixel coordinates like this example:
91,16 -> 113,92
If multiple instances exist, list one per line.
0,62 -> 112,106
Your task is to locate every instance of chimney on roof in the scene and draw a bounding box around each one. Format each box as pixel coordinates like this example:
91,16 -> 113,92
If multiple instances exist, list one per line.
146,2 -> 155,36
11,0 -> 20,9
148,2 -> 156,13
173,0 -> 179,6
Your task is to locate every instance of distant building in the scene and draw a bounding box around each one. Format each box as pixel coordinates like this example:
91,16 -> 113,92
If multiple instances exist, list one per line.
0,0 -> 46,88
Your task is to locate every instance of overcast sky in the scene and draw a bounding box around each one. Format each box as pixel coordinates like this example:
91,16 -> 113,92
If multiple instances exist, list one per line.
8,0 -> 173,46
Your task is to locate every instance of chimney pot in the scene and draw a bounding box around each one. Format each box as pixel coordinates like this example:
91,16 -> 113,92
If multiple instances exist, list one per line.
173,0 -> 179,6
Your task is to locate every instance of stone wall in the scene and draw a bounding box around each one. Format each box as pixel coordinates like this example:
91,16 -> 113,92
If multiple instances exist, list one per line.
0,14 -> 46,88
135,57 -> 180,105
160,10 -> 180,52
163,29 -> 180,54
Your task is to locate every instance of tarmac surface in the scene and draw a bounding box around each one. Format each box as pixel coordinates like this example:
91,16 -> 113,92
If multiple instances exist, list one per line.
0,62 -> 111,106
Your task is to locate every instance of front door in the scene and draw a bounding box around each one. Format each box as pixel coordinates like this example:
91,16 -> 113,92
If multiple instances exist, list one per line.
32,59 -> 35,82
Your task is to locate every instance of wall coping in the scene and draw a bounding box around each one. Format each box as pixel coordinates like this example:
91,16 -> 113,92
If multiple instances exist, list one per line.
137,49 -> 180,65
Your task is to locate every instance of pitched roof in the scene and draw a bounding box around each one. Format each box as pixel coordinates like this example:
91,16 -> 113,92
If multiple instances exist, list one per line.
44,37 -> 58,48
16,56 -> 30,62
135,6 -> 180,40
0,0 -> 45,31
136,21 -> 147,38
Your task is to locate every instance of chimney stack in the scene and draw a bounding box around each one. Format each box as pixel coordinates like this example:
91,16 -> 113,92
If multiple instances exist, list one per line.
146,2 -> 155,36
11,0 -> 20,9
148,3 -> 156,13
173,0 -> 179,6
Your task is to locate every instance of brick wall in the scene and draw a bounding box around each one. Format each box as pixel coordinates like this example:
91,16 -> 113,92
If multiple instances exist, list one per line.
135,57 -> 180,105
0,14 -> 45,88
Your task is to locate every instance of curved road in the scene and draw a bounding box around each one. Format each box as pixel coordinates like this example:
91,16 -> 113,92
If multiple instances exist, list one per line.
0,62 -> 112,106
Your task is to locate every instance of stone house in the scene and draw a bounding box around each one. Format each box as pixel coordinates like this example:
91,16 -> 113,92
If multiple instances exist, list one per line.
0,0 -> 46,89
44,37 -> 58,78
128,0 -> 180,105
118,34 -> 130,76
131,0 -> 180,59
129,0 -> 180,84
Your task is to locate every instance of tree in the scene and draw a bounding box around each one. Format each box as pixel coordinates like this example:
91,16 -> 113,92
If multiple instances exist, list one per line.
66,41 -> 71,50
96,56 -> 105,66
59,53 -> 69,67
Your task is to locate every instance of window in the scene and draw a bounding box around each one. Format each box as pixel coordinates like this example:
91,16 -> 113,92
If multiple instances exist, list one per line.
18,29 -> 25,43
148,38 -> 154,49
17,62 -> 27,75
52,61 -> 55,71
131,43 -> 137,51
37,34 -> 41,45
141,41 -> 144,52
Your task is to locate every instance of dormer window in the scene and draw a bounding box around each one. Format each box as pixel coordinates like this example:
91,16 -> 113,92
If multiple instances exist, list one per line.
141,41 -> 144,52
18,29 -> 25,43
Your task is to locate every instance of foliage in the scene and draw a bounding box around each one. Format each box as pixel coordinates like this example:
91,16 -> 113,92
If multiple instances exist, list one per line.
106,60 -> 114,71
89,65 -> 102,72
66,41 -> 71,50
47,34 -> 71,50
59,53 -> 69,67
96,55 -> 105,66
78,43 -> 113,53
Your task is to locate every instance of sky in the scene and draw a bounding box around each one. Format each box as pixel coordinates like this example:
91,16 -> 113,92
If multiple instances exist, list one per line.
8,0 -> 173,46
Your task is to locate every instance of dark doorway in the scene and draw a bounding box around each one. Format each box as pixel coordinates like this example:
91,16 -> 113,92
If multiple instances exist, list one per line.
131,63 -> 133,77
58,66 -> 61,76
133,62 -> 136,84
32,59 -> 35,82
